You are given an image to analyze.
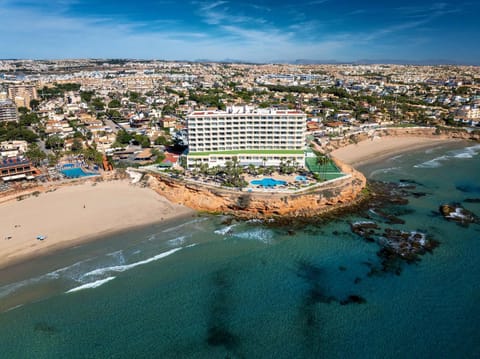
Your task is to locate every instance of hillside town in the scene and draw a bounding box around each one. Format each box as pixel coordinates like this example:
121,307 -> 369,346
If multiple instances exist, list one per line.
1,59 -> 479,189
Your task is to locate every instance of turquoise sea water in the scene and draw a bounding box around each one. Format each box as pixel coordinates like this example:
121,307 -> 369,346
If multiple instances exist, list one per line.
1,141 -> 480,358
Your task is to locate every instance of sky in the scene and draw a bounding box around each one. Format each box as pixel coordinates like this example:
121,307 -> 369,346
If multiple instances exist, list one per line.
0,0 -> 479,64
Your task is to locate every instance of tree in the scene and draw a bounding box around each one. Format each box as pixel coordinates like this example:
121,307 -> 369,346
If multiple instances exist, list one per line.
18,107 -> 29,115
45,135 -> 64,151
30,99 -> 40,111
80,91 -> 95,103
71,138 -> 83,153
108,99 -> 121,108
47,153 -> 60,166
91,97 -> 105,111
317,155 -> 329,181
116,129 -> 133,144
134,134 -> 151,148
107,109 -> 122,120
25,143 -> 46,166
154,135 -> 170,146
19,112 -> 40,126
82,147 -> 103,166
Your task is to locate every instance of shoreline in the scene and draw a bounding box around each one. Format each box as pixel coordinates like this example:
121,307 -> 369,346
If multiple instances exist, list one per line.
0,179 -> 194,270
0,213 -> 195,287
330,136 -> 461,167
0,134 -> 472,275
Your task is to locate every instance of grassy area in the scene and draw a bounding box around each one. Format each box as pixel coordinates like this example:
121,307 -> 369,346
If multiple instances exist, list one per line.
305,157 -> 341,173
188,149 -> 304,156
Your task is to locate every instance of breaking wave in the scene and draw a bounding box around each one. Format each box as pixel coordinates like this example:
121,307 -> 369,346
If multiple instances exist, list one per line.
66,277 -> 116,293
415,144 -> 480,168
82,248 -> 183,277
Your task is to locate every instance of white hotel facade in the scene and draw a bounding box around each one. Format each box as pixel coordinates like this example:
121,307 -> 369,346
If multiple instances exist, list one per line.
186,106 -> 307,168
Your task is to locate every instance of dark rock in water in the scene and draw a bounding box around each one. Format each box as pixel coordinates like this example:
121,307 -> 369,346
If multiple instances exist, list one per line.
34,322 -> 58,334
464,198 -> 480,203
372,209 -> 406,225
350,221 -> 379,238
287,229 -> 296,236
456,183 -> 480,194
340,295 -> 367,305
375,228 -> 439,274
411,192 -> 428,198
388,197 -> 409,205
338,266 -> 347,271
221,217 -> 234,225
399,179 -> 424,186
354,277 -> 362,284
439,204 -> 479,225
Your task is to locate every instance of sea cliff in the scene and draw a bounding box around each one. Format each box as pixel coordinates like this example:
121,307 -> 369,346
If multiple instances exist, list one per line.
146,158 -> 366,219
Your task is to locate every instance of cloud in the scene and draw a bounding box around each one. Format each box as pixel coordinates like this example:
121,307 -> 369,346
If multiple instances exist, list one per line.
195,0 -> 268,26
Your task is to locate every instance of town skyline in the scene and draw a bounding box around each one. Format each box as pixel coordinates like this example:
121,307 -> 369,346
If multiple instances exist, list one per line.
1,0 -> 479,65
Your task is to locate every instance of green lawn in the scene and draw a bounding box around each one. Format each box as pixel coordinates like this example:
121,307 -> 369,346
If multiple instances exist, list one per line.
305,157 -> 344,180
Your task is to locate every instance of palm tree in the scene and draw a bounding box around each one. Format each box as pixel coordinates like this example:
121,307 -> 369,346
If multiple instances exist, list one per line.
317,155 -> 329,181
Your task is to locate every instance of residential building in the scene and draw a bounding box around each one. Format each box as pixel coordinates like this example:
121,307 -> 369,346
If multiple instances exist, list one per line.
7,84 -> 38,109
0,100 -> 18,122
0,157 -> 36,181
0,140 -> 28,157
186,106 -> 306,168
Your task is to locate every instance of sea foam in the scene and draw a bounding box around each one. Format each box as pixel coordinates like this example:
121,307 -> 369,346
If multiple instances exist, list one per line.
233,228 -> 274,244
214,224 -> 237,236
66,277 -> 116,293
82,247 -> 183,277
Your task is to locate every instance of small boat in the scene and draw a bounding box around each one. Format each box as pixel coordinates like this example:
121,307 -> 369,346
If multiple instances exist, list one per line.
36,235 -> 47,241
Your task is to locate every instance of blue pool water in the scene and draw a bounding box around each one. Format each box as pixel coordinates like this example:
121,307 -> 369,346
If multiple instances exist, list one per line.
295,175 -> 307,181
61,168 -> 95,178
250,177 -> 287,187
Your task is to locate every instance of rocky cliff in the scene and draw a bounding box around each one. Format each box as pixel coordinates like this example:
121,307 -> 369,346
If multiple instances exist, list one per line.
146,160 -> 366,219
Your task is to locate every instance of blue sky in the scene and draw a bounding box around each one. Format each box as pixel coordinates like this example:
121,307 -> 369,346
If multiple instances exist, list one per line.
1,0 -> 478,63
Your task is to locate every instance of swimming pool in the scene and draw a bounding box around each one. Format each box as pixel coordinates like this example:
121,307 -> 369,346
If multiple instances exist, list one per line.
61,168 -> 95,178
295,175 -> 308,182
250,178 -> 287,187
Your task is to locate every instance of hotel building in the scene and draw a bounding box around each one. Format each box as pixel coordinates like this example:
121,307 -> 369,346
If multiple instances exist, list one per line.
186,106 -> 306,168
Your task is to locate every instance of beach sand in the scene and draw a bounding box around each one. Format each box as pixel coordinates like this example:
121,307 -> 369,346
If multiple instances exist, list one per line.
0,180 -> 193,269
331,136 -> 457,167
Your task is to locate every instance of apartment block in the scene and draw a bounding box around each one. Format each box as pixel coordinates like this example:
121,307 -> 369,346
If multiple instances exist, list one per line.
7,84 -> 38,109
186,106 -> 306,168
0,100 -> 18,122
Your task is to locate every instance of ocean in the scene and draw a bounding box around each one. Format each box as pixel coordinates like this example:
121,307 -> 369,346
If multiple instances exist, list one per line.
0,141 -> 479,358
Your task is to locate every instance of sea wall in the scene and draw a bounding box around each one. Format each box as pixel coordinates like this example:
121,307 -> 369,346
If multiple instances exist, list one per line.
146,160 -> 366,219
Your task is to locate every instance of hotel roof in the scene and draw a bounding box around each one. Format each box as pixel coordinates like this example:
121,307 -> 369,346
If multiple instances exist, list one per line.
189,106 -> 303,117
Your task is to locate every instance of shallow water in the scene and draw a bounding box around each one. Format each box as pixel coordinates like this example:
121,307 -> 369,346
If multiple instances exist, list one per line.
0,141 -> 479,358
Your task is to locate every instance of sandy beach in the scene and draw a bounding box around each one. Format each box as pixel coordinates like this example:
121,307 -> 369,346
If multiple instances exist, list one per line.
0,180 -> 193,269
331,136 -> 458,167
